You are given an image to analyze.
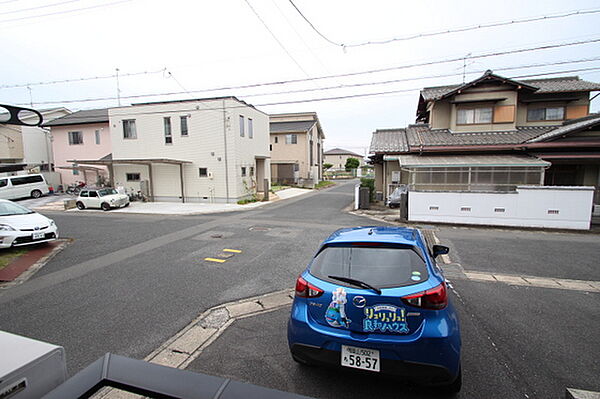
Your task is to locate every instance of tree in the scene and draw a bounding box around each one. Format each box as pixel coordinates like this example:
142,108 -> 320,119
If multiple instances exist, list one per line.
323,163 -> 333,170
345,157 -> 360,171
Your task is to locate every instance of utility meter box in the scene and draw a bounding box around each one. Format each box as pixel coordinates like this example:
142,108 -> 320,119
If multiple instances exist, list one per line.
0,331 -> 67,399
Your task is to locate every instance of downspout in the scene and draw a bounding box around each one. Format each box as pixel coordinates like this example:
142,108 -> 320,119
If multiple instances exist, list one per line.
222,100 -> 230,203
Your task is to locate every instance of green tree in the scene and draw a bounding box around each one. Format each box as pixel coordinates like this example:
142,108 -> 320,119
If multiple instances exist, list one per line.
345,157 -> 360,171
323,163 -> 333,170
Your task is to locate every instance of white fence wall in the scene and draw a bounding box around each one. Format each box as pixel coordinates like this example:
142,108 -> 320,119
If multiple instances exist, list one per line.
409,186 -> 595,230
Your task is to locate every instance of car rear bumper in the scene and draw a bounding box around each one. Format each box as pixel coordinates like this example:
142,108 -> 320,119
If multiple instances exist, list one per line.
290,343 -> 454,384
287,300 -> 461,384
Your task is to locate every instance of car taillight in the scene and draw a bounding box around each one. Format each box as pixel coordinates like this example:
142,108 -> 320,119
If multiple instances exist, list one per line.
295,276 -> 324,298
401,282 -> 447,310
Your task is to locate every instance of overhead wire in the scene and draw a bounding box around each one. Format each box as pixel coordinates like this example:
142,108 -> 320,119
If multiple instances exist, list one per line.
0,0 -> 83,16
242,0 -> 311,77
13,38 -> 600,106
0,68 -> 167,89
17,65 -> 600,110
285,4 -> 600,49
0,0 -> 132,24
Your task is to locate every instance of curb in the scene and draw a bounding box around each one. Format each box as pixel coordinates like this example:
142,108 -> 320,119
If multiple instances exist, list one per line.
95,289 -> 294,399
0,239 -> 71,289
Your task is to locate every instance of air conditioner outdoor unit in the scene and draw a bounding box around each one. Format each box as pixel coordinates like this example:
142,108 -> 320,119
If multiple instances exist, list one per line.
0,330 -> 67,399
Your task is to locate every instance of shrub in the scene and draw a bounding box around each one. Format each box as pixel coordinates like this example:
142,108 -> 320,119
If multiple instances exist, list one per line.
360,177 -> 375,201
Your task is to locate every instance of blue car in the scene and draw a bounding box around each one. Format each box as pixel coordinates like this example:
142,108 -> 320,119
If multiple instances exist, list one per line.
287,226 -> 461,392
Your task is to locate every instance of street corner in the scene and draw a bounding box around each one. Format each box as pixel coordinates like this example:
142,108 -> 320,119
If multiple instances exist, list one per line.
0,239 -> 70,288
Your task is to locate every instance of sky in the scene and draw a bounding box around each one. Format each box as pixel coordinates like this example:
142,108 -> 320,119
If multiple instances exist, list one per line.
1,0 -> 600,156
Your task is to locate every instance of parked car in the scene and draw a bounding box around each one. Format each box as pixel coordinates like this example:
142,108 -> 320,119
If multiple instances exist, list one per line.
0,174 -> 50,200
287,226 -> 461,392
386,185 -> 407,208
0,199 -> 58,248
76,188 -> 129,211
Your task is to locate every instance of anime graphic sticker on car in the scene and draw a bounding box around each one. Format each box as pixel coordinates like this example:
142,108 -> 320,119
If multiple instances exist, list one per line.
325,287 -> 351,328
363,305 -> 409,334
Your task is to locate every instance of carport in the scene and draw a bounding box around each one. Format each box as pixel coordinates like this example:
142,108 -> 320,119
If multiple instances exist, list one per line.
56,165 -> 106,186
67,156 -> 192,202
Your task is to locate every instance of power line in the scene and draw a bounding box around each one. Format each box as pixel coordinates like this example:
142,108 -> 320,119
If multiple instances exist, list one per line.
286,5 -> 600,49
15,38 -> 600,106
0,68 -> 166,89
286,0 -> 339,47
20,66 -> 600,110
0,0 -> 132,24
243,0 -> 310,77
0,0 -> 83,16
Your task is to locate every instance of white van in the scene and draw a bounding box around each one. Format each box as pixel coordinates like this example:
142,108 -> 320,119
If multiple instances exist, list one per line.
0,174 -> 50,200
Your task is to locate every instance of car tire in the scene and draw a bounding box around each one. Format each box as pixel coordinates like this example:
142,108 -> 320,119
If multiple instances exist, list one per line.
101,202 -> 111,211
439,366 -> 462,393
76,201 -> 85,210
124,202 -> 130,207
31,190 -> 42,199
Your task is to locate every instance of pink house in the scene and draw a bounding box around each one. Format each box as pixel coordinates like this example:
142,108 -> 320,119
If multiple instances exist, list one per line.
44,109 -> 111,187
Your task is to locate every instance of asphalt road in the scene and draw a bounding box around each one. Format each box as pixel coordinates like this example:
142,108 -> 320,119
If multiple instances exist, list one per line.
1,181 -> 598,398
0,181 -> 368,374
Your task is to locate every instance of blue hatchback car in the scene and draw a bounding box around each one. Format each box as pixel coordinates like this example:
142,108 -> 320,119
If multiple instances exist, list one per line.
287,226 -> 461,392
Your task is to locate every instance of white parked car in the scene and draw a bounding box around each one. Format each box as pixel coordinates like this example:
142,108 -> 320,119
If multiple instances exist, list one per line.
0,174 -> 50,200
76,188 -> 129,211
0,199 -> 58,248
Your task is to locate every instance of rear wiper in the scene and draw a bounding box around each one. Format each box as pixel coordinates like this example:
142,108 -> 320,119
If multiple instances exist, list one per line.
328,275 -> 382,295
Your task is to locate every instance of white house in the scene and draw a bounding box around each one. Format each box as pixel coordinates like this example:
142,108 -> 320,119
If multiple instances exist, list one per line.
92,96 -> 271,203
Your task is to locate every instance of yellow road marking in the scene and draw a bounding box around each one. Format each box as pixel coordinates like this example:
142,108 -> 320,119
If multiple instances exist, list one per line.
223,249 -> 242,253
205,258 -> 227,263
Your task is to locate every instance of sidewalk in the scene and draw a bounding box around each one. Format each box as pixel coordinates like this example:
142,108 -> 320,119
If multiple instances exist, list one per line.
33,188 -> 313,215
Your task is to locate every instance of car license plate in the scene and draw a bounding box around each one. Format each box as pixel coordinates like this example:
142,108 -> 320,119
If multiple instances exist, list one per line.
341,345 -> 380,372
32,232 -> 44,240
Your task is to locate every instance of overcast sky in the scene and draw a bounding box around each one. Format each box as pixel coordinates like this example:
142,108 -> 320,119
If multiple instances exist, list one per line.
1,0 -> 600,155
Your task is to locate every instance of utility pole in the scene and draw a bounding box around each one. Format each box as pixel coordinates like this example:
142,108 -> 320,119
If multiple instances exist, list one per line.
222,100 -> 230,203
116,68 -> 121,106
462,53 -> 472,84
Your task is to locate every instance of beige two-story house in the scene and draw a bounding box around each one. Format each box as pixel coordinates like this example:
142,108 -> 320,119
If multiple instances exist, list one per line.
323,148 -> 364,169
70,97 -> 270,203
370,70 -> 600,204
269,112 -> 325,186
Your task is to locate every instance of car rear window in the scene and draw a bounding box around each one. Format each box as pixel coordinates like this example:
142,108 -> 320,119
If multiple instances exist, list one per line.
309,245 -> 429,288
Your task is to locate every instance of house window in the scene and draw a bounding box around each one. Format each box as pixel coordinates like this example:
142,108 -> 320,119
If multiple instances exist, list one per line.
126,173 -> 140,181
95,130 -> 101,145
527,106 -> 565,121
239,115 -> 245,137
270,144 -> 272,151
274,136 -> 278,143
248,118 -> 253,139
457,107 -> 493,124
250,166 -> 254,176
123,119 -> 137,139
241,167 -> 247,177
164,117 -> 172,144
180,116 -> 189,136
68,131 -> 83,145
286,134 -> 297,144
199,168 -> 208,177
72,163 -> 79,175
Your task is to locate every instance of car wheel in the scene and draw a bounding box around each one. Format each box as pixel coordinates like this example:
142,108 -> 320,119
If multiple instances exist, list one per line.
101,202 -> 111,211
31,190 -> 42,199
76,201 -> 85,210
439,366 -> 462,393
124,202 -> 130,207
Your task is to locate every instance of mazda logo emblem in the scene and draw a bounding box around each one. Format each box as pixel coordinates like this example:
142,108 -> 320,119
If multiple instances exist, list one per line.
353,296 -> 366,308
